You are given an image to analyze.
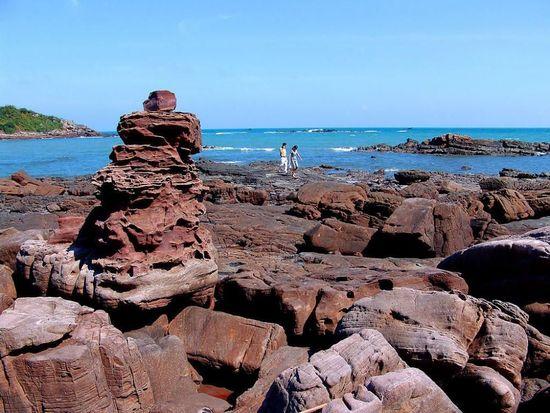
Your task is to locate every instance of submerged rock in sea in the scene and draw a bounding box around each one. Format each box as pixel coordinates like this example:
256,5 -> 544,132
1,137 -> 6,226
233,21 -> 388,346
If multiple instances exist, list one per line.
15,93 -> 218,313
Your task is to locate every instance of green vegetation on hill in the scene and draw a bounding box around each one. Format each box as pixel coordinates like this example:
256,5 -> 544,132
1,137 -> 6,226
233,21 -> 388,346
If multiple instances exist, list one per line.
0,105 -> 64,134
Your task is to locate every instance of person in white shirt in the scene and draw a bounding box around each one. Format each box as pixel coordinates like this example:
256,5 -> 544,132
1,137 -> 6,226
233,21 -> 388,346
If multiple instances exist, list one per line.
290,145 -> 302,178
279,143 -> 288,174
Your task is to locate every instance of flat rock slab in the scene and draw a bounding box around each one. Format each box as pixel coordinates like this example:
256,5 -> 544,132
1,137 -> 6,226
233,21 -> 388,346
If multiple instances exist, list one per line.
169,306 -> 287,377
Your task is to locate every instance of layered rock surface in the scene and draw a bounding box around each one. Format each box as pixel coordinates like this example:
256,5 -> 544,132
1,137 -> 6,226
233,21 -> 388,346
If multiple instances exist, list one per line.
15,99 -> 218,313
0,297 -> 154,412
358,134 -> 550,156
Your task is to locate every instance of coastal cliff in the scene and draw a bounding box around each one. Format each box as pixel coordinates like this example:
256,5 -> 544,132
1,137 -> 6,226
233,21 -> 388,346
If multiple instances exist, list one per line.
0,105 -> 100,139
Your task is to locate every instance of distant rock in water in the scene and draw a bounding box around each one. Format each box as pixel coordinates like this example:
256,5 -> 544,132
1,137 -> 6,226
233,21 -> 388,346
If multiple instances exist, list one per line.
0,105 -> 100,139
15,91 -> 218,314
357,133 -> 550,156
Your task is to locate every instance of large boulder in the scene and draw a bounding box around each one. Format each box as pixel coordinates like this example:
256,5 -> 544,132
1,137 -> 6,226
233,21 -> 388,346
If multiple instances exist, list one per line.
0,171 -> 64,197
304,218 -> 377,255
216,254 -> 467,338
369,198 -> 474,258
0,297 -> 154,412
438,226 -> 550,305
260,329 -> 407,412
289,182 -> 368,222
481,189 -> 535,223
234,346 -> 310,413
168,306 -> 287,377
337,288 -> 484,376
143,90 -> 177,112
0,227 -> 45,270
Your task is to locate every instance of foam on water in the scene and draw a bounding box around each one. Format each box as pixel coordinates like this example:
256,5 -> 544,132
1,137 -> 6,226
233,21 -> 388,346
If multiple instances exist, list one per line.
1,127 -> 549,177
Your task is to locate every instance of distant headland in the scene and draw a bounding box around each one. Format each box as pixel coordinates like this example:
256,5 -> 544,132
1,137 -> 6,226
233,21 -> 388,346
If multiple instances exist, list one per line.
0,105 -> 100,140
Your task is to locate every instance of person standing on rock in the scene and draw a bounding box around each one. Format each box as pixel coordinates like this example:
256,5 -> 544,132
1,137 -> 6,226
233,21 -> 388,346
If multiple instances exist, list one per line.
279,142 -> 288,174
290,145 -> 302,178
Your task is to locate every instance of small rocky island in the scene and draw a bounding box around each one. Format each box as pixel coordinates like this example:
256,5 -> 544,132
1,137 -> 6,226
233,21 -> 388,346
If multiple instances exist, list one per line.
358,133 -> 550,156
0,105 -> 100,139
0,92 -> 548,413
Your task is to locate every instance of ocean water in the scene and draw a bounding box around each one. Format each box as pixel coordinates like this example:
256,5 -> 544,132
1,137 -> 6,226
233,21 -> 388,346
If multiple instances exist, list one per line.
0,128 -> 549,178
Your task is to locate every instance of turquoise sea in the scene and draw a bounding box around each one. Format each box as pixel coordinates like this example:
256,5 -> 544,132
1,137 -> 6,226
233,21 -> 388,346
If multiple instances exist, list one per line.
0,128 -> 549,178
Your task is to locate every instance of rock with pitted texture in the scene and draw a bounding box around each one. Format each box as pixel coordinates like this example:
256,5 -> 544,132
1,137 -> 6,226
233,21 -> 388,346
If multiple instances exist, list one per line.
143,90 -> 177,112
369,198 -> 474,257
216,253 -> 468,338
260,329 -> 407,413
438,226 -> 550,305
168,306 -> 287,377
304,218 -> 377,255
0,296 -> 154,412
15,96 -> 218,313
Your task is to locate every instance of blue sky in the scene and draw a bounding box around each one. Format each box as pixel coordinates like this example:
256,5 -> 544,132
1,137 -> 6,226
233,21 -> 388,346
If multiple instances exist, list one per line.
1,0 -> 549,130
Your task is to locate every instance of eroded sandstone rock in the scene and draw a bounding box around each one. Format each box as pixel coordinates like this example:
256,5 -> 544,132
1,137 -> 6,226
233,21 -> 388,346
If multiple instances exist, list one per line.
0,296 -> 154,412
168,306 -> 287,377
15,94 -> 218,313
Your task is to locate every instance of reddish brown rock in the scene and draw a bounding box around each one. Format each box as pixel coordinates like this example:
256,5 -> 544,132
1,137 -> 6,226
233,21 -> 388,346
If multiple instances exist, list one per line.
438,226 -> 550,305
168,306 -> 287,377
216,253 -> 467,338
0,171 -> 65,197
370,198 -> 474,257
143,90 -> 177,112
261,329 -> 407,412
16,97 -> 218,313
234,346 -> 310,413
0,227 -> 46,270
304,218 -> 377,255
0,264 -> 16,313
482,189 -> 535,223
0,297 -> 154,412
288,182 -> 368,222
399,180 -> 439,199
337,288 -> 485,376
448,363 -> 520,413
47,215 -> 85,244
523,302 -> 550,336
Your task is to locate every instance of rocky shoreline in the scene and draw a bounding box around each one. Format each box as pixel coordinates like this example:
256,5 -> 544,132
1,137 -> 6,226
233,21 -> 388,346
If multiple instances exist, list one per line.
0,93 -> 548,413
357,133 -> 550,156
0,119 -> 101,140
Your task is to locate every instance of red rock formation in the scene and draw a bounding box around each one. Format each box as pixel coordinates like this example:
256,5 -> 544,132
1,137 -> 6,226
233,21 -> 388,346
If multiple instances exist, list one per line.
143,90 -> 177,112
0,297 -> 154,412
16,93 -> 218,313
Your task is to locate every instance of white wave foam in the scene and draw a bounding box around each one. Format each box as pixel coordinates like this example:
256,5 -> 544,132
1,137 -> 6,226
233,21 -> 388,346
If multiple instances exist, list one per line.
204,146 -> 236,151
331,147 -> 355,152
240,147 -> 275,152
218,161 -> 243,164
264,131 -> 285,134
365,130 -> 379,133
215,131 -> 248,135
384,168 -> 399,172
